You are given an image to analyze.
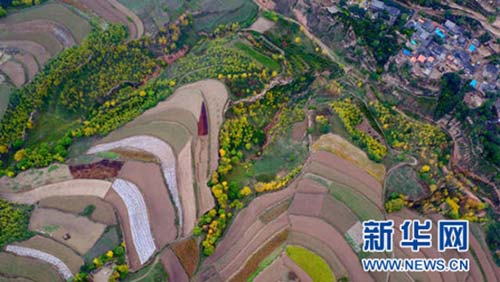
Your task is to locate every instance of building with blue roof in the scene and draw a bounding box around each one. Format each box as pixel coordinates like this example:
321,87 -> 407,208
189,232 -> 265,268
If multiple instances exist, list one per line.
469,44 -> 476,52
435,28 -> 445,38
470,80 -> 477,88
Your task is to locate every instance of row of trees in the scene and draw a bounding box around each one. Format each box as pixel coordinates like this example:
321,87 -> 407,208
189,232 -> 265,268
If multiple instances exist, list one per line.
73,243 -> 128,282
0,24 -> 161,175
0,0 -> 44,17
332,98 -> 387,162
196,77 -> 313,255
0,199 -> 33,249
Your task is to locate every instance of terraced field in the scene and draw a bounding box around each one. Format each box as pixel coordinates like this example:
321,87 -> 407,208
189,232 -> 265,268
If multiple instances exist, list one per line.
0,2 -> 91,87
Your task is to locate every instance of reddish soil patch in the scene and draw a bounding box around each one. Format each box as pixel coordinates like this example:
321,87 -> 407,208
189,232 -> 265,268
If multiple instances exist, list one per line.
163,45 -> 189,65
198,102 -> 209,136
295,178 -> 328,194
229,230 -> 288,282
59,0 -> 90,13
118,161 -> 176,248
355,118 -> 385,145
69,160 -> 123,179
292,120 -> 307,141
0,60 -> 25,87
289,193 -> 324,217
0,20 -> 75,47
104,189 -> 141,271
259,198 -> 292,224
15,52 -> 38,81
171,238 -> 200,278
160,248 -> 189,282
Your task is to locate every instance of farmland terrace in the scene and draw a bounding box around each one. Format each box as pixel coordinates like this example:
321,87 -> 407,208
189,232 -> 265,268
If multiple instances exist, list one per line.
0,3 -> 499,282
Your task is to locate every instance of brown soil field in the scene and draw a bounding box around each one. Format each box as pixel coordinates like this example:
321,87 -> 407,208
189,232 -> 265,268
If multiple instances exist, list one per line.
218,214 -> 289,279
204,187 -> 295,267
130,107 -> 199,135
0,3 -> 90,42
0,164 -> 72,192
1,179 -> 112,204
229,230 -> 288,282
0,20 -> 75,47
291,120 -> 307,141
0,275 -> 33,282
118,161 -> 177,248
0,31 -> 63,56
0,60 -> 25,87
15,53 -> 38,81
288,193 -> 325,217
160,248 -> 189,282
288,231 -> 348,279
15,235 -> 84,274
104,189 -> 142,271
248,17 -> 276,33
110,148 -> 158,163
29,208 -> 106,255
307,152 -> 383,208
289,215 -> 374,282
253,254 -> 287,282
99,121 -> 191,154
177,139 -> 197,236
0,252 -> 63,282
143,88 -> 203,122
194,136 -> 215,216
259,198 -> 292,224
295,178 -> 328,194
312,134 -> 386,182
283,254 -> 313,282
319,195 -> 358,234
38,195 -> 117,225
171,238 -> 200,278
69,159 -> 124,179
0,40 -> 50,65
79,0 -> 139,39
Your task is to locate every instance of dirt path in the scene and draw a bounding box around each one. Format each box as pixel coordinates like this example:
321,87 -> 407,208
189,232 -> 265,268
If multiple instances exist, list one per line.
128,256 -> 160,282
231,76 -> 292,106
1,179 -> 112,204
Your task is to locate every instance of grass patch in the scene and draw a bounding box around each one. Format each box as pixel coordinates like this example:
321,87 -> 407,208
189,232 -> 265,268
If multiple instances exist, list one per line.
83,226 -> 120,264
386,165 -> 425,200
307,174 -> 383,221
234,41 -> 280,70
47,164 -> 58,173
42,224 -> 59,233
0,83 -> 11,121
123,258 -> 168,282
251,139 -> 307,178
286,245 -> 335,282
95,151 -> 120,160
79,204 -> 96,218
26,110 -> 80,147
192,0 -> 258,32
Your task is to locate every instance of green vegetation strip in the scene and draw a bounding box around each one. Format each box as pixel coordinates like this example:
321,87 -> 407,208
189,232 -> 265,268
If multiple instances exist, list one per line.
234,41 -> 280,70
286,245 -> 335,282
